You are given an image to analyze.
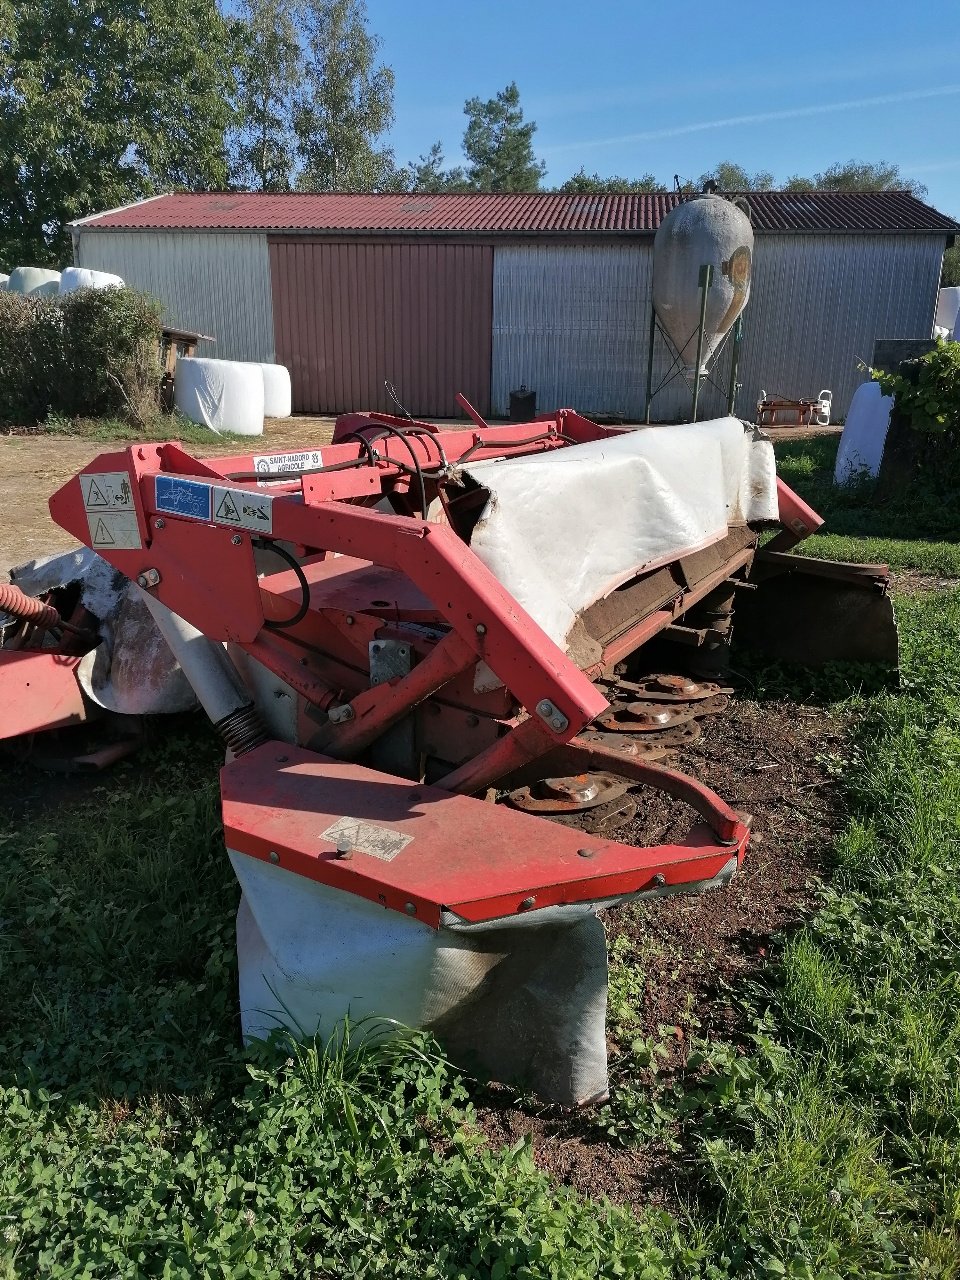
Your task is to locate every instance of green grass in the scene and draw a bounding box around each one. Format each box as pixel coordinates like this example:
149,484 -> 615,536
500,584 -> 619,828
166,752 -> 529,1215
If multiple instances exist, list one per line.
35,410 -> 250,446
774,436 -> 960,575
3,430 -> 960,1274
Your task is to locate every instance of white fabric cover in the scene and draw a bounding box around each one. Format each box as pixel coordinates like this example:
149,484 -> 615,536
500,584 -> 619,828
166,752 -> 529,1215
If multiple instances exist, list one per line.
936,287 -> 960,336
8,267 -> 61,296
58,266 -> 124,294
834,381 -> 893,484
259,363 -> 292,418
465,417 -> 777,651
175,356 -> 264,436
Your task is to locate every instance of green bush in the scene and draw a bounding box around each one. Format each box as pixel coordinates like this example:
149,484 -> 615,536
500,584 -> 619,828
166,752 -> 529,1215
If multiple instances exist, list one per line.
871,338 -> 960,434
0,287 -> 163,427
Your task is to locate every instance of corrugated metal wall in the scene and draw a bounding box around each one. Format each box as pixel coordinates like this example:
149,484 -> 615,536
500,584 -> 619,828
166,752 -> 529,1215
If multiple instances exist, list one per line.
268,239 -> 493,416
493,235 -> 945,420
75,230 -> 275,362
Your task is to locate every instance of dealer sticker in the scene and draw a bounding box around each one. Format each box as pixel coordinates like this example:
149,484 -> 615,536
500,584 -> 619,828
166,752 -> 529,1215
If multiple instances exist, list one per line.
253,449 -> 322,486
321,817 -> 413,863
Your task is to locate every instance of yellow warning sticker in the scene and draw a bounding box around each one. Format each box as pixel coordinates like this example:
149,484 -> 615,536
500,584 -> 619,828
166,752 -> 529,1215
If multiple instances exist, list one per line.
85,510 -> 142,550
211,486 -> 273,534
81,471 -> 135,511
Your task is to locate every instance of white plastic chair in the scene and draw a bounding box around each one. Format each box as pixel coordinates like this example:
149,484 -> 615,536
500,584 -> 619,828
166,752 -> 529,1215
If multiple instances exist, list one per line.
815,389 -> 833,426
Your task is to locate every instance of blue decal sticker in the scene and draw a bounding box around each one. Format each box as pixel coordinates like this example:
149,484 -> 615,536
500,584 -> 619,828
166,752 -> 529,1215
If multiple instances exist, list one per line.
154,476 -> 212,521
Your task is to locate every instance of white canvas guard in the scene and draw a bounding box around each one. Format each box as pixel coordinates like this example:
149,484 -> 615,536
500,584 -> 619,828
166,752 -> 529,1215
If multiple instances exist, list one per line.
464,417 -> 776,652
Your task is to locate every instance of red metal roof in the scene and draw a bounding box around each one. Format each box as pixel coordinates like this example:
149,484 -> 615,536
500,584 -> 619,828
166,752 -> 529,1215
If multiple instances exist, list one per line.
77,190 -> 960,236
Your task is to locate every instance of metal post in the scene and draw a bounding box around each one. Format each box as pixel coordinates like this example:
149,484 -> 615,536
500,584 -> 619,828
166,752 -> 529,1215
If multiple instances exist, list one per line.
727,313 -> 744,416
643,305 -> 657,424
691,263 -> 712,423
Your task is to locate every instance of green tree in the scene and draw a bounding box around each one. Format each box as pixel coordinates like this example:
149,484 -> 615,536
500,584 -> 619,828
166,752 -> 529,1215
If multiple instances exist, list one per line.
461,82 -> 546,192
558,168 -> 665,193
698,160 -> 774,191
230,0 -> 301,192
404,142 -> 470,193
0,0 -> 236,267
787,159 -> 927,197
293,0 -> 397,192
942,244 -> 960,289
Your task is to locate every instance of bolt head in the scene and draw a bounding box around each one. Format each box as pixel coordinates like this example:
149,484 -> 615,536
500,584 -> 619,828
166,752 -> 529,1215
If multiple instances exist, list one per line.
231,534 -> 242,545
404,901 -> 417,915
577,847 -> 595,859
345,615 -> 355,625
154,518 -> 165,530
519,896 -> 536,910
537,700 -> 551,716
653,873 -> 666,887
476,623 -> 487,635
551,716 -> 565,732
269,851 -> 280,864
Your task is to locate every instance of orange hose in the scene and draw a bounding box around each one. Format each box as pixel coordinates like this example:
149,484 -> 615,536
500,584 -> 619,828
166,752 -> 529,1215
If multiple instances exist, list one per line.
0,583 -> 61,630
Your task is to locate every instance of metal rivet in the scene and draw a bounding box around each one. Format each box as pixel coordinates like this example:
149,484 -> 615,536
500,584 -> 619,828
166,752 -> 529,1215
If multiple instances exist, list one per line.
519,896 -> 535,910
476,623 -> 487,635
653,873 -> 666,887
405,902 -> 417,915
577,847 -> 595,859
231,534 -> 243,545
154,518 -> 165,530
345,615 -> 355,625
269,851 -> 280,864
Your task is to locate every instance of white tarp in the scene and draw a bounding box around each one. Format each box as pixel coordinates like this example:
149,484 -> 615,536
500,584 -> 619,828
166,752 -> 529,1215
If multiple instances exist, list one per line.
936,287 -> 960,336
465,417 -> 777,652
58,266 -> 125,294
175,356 -> 265,436
259,363 -> 292,418
834,381 -> 893,483
7,550 -> 196,714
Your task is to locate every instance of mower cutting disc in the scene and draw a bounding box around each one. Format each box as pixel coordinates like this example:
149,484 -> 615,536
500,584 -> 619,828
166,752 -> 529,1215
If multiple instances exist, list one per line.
614,674 -> 730,702
595,700 -> 699,732
506,771 -> 632,814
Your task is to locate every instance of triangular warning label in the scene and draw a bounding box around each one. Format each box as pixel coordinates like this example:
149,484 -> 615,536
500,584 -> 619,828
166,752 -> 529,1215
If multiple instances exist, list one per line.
215,491 -> 241,522
93,518 -> 115,545
86,479 -> 108,507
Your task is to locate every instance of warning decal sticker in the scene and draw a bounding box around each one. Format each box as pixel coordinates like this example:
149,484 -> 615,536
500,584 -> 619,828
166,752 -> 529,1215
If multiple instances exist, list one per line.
155,476 -> 212,521
85,510 -> 143,550
321,817 -> 413,863
81,472 -> 134,511
211,486 -> 273,534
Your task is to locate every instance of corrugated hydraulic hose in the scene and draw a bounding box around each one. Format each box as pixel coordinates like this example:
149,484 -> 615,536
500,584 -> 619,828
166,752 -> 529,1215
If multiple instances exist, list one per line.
0,582 -> 61,630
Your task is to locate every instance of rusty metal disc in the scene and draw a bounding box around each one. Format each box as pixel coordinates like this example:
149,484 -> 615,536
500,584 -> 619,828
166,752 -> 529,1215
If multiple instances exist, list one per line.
691,693 -> 730,717
576,730 -> 672,761
580,794 -> 639,836
595,700 -> 699,733
613,674 -> 730,703
506,771 -> 632,814
637,720 -> 703,749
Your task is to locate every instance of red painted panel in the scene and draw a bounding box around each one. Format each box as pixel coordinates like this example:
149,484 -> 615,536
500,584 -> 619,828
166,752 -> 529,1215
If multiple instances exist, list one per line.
268,239 -> 493,417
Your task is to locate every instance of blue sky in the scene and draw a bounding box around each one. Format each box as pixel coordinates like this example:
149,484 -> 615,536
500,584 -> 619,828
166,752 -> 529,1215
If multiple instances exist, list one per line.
367,0 -> 960,216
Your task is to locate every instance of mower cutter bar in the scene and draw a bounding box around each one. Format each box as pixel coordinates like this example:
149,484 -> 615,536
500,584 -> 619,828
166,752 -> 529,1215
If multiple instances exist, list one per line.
221,741 -> 750,927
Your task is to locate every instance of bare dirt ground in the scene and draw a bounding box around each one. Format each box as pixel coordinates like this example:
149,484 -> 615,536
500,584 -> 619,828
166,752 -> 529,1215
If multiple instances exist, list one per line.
0,416 -> 339,569
476,692 -> 845,1212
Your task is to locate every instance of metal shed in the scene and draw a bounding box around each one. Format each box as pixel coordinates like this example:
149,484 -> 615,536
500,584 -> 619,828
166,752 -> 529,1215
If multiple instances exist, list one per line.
71,191 -> 959,419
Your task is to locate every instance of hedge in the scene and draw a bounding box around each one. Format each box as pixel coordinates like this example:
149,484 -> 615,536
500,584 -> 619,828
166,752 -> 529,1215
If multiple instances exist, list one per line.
0,287 -> 163,426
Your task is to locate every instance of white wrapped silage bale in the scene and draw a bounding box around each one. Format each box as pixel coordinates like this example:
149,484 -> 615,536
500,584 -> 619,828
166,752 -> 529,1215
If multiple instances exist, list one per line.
174,357 -> 265,436
834,381 -> 893,484
8,267 -> 62,296
58,266 -> 125,294
0,274 -> 8,291
259,363 -> 292,418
